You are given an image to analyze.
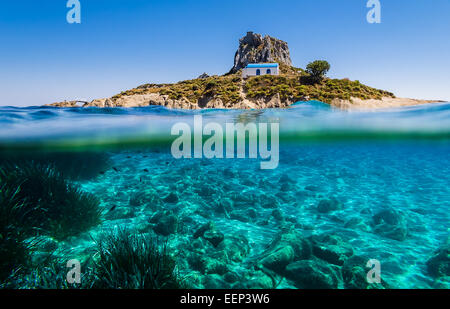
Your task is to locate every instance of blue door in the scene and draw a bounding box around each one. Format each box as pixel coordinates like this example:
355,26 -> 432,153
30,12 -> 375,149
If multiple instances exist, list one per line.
266,69 -> 271,74
256,69 -> 261,76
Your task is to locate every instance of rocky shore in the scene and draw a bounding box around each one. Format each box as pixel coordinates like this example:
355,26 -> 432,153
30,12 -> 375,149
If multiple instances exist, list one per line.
48,94 -> 441,110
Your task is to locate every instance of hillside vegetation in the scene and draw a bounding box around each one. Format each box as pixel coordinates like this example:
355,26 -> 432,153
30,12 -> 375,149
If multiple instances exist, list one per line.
112,67 -> 394,105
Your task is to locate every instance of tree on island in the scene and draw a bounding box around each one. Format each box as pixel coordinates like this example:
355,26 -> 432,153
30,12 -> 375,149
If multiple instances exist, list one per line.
306,60 -> 331,84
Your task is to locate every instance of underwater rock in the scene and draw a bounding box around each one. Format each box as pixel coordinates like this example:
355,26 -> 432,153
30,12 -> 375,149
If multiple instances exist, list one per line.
193,221 -> 214,239
152,211 -> 178,236
223,168 -> 235,178
105,207 -> 136,220
279,174 -> 296,184
149,210 -> 164,223
342,255 -> 387,289
259,228 -> 312,273
194,185 -> 217,198
203,230 -> 225,248
279,182 -> 294,192
163,192 -> 179,204
223,271 -> 240,284
371,209 -> 408,241
193,221 -> 224,247
214,198 -> 232,217
217,234 -> 250,263
271,209 -> 284,221
188,253 -> 229,275
284,259 -> 343,289
317,197 -> 343,213
260,246 -> 295,274
202,274 -> 230,289
311,234 -> 354,266
239,270 -> 276,289
427,241 -> 450,279
129,190 -> 161,209
344,217 -> 370,232
247,208 -> 258,219
260,195 -> 280,209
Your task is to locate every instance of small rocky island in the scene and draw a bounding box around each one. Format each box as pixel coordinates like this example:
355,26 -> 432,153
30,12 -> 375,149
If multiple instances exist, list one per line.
48,32 -> 438,110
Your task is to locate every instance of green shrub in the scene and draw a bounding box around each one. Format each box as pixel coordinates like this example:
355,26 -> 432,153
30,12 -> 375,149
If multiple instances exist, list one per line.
92,229 -> 183,289
306,60 -> 331,84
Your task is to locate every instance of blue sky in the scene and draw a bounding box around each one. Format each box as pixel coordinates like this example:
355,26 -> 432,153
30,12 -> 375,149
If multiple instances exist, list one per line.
0,0 -> 449,106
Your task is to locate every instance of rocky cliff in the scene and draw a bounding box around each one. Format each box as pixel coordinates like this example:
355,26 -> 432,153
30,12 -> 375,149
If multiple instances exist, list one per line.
229,31 -> 292,74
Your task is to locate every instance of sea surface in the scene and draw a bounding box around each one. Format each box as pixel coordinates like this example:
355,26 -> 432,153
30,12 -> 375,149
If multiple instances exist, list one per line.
0,101 -> 449,289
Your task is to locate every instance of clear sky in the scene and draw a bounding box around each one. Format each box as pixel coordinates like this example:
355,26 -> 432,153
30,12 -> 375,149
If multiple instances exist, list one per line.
0,0 -> 449,106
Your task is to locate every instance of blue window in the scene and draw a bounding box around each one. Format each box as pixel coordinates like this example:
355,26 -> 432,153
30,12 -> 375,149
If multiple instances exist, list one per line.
256,69 -> 261,75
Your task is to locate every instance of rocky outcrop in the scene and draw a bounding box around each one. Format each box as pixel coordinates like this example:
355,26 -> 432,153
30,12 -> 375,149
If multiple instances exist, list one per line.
229,31 -> 292,74
48,92 -> 297,110
198,73 -> 210,79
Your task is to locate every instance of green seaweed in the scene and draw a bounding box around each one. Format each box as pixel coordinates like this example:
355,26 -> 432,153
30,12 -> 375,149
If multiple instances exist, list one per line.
0,151 -> 111,181
92,229 -> 183,289
0,162 -> 101,240
0,184 -> 32,281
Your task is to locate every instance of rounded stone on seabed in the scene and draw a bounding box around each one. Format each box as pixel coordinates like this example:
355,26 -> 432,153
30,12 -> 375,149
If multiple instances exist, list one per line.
203,230 -> 225,247
260,245 -> 295,274
317,197 -> 343,213
284,259 -> 343,289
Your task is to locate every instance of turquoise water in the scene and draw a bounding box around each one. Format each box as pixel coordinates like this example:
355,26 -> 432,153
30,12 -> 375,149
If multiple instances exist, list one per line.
0,101 -> 449,289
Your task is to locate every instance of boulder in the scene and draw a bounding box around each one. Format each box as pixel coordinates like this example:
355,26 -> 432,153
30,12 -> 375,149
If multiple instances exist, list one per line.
163,192 -> 179,204
193,221 -> 214,239
342,255 -> 387,289
371,209 -> 408,241
198,73 -> 210,79
203,230 -> 225,248
152,211 -> 178,236
317,197 -> 343,213
193,221 -> 225,247
311,234 -> 354,266
427,241 -> 450,279
260,246 -> 295,274
285,259 -> 342,289
217,234 -> 250,263
188,254 -> 228,275
258,228 -> 312,276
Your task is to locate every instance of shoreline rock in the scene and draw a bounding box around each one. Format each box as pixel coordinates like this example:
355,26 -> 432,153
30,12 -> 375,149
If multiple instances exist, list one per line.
46,94 -> 442,110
